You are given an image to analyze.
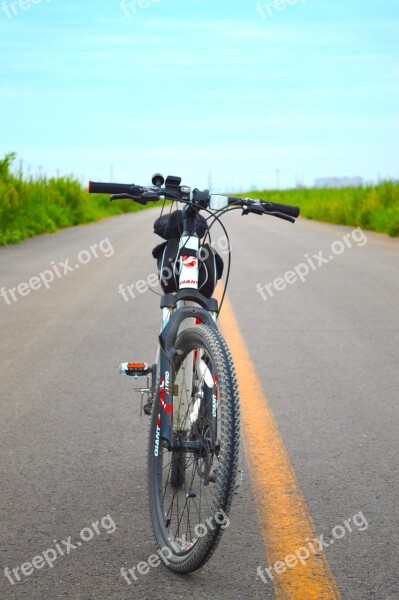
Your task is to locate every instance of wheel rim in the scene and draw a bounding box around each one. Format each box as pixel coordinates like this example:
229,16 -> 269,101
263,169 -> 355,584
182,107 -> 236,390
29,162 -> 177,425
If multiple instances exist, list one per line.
154,343 -> 222,556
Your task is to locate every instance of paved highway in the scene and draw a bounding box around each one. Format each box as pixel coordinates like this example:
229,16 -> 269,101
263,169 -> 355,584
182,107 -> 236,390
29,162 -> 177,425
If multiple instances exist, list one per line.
1,208 -> 398,599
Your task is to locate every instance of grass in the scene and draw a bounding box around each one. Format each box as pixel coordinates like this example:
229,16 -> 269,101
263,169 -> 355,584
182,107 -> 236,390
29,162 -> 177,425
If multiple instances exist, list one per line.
242,181 -> 399,237
2,152 -> 398,244
0,153 -> 152,246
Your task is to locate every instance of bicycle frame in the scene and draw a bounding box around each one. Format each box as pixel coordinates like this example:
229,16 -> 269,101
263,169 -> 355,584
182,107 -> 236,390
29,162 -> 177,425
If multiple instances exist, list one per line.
155,208 -> 219,453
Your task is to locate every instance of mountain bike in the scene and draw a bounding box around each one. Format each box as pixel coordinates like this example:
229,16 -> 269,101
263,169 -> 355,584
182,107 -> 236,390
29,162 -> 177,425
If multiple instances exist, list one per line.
88,174 -> 300,572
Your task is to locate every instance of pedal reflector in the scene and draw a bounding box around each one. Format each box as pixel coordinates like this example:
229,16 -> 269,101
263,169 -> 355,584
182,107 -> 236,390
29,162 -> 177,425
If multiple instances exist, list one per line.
119,362 -> 150,377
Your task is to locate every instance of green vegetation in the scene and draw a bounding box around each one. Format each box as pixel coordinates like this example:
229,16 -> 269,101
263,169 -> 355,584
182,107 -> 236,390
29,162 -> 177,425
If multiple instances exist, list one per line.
243,181 -> 399,237
1,152 -> 398,244
0,152 -> 150,246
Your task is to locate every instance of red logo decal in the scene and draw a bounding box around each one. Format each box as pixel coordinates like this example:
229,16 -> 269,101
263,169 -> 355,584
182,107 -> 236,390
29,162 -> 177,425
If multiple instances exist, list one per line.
182,256 -> 197,268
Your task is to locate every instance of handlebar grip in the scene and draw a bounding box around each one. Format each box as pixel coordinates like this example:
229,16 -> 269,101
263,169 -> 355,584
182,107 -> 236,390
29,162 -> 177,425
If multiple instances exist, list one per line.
261,201 -> 300,219
88,181 -> 135,195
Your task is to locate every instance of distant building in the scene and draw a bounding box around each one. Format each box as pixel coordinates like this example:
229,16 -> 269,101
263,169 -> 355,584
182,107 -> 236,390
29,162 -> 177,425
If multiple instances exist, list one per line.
314,177 -> 363,188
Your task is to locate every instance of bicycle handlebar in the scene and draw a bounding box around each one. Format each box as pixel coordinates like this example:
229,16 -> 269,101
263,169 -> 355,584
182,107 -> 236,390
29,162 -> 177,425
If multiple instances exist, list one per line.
88,181 -> 139,195
260,200 -> 299,219
88,179 -> 300,222
227,196 -> 299,220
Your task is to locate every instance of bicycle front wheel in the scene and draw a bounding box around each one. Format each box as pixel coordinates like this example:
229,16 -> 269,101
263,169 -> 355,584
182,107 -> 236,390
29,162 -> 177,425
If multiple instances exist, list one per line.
148,323 -> 240,573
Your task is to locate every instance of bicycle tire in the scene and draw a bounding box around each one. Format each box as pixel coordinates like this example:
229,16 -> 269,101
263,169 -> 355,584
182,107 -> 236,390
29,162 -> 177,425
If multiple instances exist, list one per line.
147,323 -> 240,573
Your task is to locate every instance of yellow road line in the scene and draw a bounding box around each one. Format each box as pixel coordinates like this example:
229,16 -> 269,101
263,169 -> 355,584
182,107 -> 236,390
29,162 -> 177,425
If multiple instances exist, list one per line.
217,293 -> 341,599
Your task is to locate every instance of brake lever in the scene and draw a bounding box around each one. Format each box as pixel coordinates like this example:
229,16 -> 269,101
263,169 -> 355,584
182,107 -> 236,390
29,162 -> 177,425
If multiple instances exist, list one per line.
110,193 -> 148,205
142,191 -> 161,200
265,210 -> 296,223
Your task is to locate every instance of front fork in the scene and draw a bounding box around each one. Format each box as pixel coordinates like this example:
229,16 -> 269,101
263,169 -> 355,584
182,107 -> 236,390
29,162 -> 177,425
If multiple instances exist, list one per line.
158,310 -> 174,450
157,304 -> 218,453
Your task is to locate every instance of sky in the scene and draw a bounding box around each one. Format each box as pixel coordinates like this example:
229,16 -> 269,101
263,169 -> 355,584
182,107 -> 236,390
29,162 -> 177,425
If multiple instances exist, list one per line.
0,0 -> 398,191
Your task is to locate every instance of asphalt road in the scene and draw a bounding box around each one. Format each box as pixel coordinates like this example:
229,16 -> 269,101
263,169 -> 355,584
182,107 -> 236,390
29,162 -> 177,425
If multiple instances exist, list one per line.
1,208 -> 398,600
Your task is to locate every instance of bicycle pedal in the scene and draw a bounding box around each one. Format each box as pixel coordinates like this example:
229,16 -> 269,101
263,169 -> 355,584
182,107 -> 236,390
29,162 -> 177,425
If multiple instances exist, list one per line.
119,362 -> 151,377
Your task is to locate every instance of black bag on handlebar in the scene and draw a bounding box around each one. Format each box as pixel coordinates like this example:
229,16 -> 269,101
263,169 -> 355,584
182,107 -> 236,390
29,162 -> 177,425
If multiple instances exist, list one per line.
154,210 -> 208,240
152,240 -> 223,297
